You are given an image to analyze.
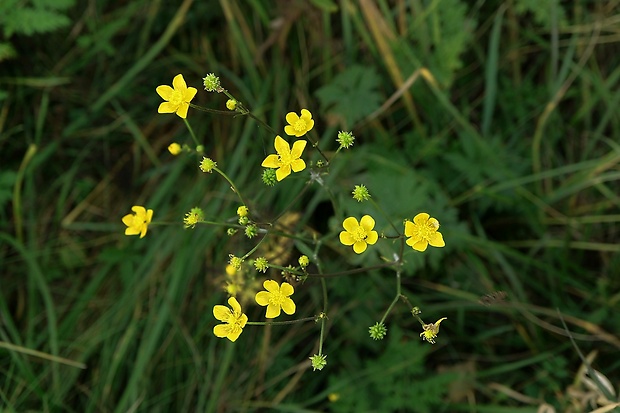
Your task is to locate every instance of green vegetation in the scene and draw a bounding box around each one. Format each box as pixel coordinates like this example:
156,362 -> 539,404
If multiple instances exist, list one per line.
1,0 -> 619,411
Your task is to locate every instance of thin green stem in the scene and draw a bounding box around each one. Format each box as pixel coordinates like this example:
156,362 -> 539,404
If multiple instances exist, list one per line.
13,144 -> 37,243
306,132 -> 330,164
213,167 -> 248,208
246,316 -> 316,326
317,278 -> 328,355
189,103 -> 236,116
183,118 -> 201,147
370,198 -> 400,236
241,234 -> 269,260
306,261 -> 397,278
379,270 -> 402,324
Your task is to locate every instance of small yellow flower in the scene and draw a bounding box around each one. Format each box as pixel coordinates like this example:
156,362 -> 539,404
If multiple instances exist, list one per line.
183,207 -> 204,229
261,135 -> 306,181
168,142 -> 182,155
213,297 -> 248,342
225,264 -> 237,277
156,74 -> 197,119
339,215 -> 379,254
404,213 -> 445,252
237,205 -> 249,217
121,206 -> 153,238
284,109 -> 314,137
420,317 -> 447,344
255,280 -> 296,318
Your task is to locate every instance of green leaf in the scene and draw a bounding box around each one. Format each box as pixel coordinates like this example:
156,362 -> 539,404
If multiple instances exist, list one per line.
315,65 -> 382,128
4,7 -> 71,37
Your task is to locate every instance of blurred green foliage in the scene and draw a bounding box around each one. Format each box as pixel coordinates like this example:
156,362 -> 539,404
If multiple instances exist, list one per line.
1,0 -> 620,412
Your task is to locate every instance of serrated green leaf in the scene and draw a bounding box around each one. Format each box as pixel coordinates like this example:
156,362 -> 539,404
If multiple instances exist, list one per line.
315,65 -> 382,128
4,8 -> 71,37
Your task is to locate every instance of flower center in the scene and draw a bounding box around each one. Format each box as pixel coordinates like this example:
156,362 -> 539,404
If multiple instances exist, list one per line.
293,119 -> 306,132
352,227 -> 368,242
225,323 -> 242,336
415,222 -> 437,241
278,149 -> 293,166
170,89 -> 183,106
268,291 -> 287,305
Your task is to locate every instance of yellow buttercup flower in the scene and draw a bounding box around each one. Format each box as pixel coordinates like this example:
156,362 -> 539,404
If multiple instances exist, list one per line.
168,142 -> 182,155
404,213 -> 445,252
121,206 -> 153,238
339,215 -> 379,254
213,297 -> 248,342
156,74 -> 197,119
261,135 -> 306,181
284,109 -> 314,137
420,317 -> 447,344
255,280 -> 296,318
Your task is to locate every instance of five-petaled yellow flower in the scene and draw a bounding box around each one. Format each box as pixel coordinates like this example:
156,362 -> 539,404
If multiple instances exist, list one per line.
420,317 -> 447,344
339,215 -> 379,254
213,297 -> 248,342
122,206 -> 153,238
404,213 -> 445,252
156,74 -> 197,119
284,109 -> 314,137
255,280 -> 296,318
261,135 -> 306,181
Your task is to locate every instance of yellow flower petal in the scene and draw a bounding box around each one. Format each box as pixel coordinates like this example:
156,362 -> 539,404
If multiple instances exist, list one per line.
342,217 -> 359,233
183,87 -> 198,102
261,154 -> 280,168
145,209 -> 154,224
340,231 -> 355,246
125,227 -> 140,236
300,109 -> 312,120
274,135 -> 290,155
366,231 -> 378,245
404,220 -> 415,237
280,282 -> 294,297
213,305 -> 231,322
227,328 -> 242,342
284,125 -> 296,136
158,101 -> 178,114
290,159 -> 306,173
238,313 -> 248,328
412,239 -> 428,252
291,140 -> 307,158
228,297 -> 241,314
275,165 -> 291,181
156,85 -> 174,100
213,324 -> 229,338
285,112 -> 300,125
353,241 -> 367,254
414,212 -> 430,225
263,279 -> 280,293
122,214 -> 134,226
255,291 -> 270,306
131,206 -> 146,215
428,232 -> 445,247
176,102 -> 189,119
360,215 -> 375,232
172,74 -> 187,90
281,298 -> 296,315
265,303 -> 281,318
